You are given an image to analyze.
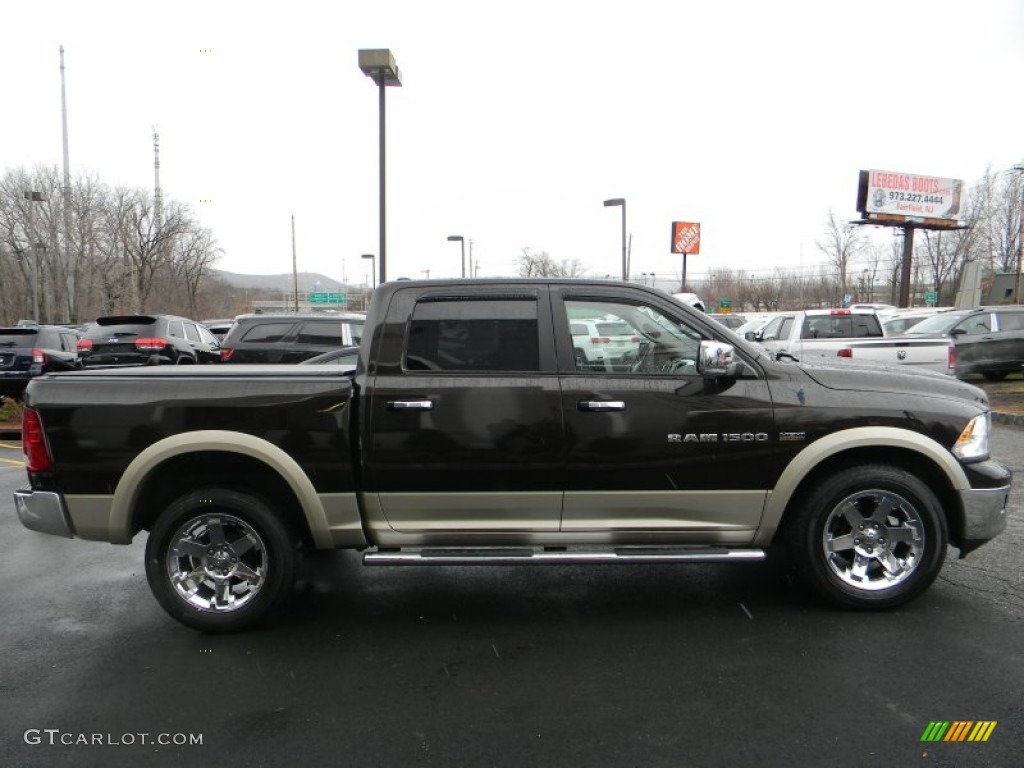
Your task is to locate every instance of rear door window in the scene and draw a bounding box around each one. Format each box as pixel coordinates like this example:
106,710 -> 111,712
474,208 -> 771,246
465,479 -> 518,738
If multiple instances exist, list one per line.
405,299 -> 540,372
241,322 -> 297,343
296,320 -> 347,346
996,311 -> 1024,332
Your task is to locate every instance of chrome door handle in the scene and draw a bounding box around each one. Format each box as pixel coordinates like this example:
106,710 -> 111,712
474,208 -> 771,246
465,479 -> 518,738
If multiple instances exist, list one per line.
387,399 -> 434,411
578,400 -> 626,412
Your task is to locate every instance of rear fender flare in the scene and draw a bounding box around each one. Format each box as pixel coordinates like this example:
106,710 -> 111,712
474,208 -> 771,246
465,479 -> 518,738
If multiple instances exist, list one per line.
109,430 -> 331,547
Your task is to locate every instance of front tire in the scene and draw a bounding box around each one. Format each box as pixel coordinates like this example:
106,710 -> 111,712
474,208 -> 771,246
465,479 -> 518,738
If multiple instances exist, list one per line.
785,465 -> 947,609
145,489 -> 298,632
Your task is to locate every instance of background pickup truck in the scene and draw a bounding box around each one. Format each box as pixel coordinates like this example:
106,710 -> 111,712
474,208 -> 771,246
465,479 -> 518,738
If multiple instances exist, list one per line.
14,279 -> 1012,632
752,308 -> 884,357
751,308 -> 953,371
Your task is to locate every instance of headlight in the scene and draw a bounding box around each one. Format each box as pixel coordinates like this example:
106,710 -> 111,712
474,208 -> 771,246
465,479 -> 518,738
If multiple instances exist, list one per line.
952,412 -> 990,461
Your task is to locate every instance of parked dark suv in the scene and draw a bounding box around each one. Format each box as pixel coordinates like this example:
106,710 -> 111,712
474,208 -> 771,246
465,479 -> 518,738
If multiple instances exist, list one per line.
0,325 -> 83,397
901,306 -> 1024,380
219,312 -> 365,363
78,315 -> 221,367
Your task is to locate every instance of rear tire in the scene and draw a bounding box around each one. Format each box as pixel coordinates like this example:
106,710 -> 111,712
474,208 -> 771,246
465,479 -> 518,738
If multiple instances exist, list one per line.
145,489 -> 298,632
784,464 -> 947,609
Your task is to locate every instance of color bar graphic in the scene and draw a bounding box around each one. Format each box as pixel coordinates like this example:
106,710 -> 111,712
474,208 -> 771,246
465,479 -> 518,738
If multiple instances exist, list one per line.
920,721 -> 996,742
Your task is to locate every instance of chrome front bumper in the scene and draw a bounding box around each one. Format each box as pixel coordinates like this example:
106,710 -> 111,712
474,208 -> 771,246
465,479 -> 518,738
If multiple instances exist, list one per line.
958,484 -> 1010,555
13,489 -> 75,539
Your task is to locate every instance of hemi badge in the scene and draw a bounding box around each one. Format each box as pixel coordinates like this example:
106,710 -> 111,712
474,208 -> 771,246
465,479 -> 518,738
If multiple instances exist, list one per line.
779,432 -> 806,442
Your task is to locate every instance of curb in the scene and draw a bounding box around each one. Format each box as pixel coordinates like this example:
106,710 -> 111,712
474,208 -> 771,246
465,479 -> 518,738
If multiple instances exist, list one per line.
992,410 -> 1024,427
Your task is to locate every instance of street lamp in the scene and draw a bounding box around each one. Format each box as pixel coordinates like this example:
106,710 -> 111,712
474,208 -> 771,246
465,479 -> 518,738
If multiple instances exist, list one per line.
358,49 -> 402,286
362,254 -> 376,289
447,235 -> 465,278
603,198 -> 626,280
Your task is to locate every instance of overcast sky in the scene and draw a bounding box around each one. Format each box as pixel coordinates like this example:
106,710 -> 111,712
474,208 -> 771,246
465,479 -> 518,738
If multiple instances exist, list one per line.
4,0 -> 1023,291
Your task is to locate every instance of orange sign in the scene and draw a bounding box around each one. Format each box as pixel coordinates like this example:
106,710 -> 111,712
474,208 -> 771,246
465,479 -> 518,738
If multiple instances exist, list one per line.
671,221 -> 701,254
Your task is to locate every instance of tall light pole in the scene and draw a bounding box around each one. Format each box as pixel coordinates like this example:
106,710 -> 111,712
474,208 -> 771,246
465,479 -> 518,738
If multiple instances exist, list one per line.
1012,165 -> 1024,303
603,198 -> 626,280
447,235 -> 465,277
358,49 -> 402,287
362,254 -> 376,289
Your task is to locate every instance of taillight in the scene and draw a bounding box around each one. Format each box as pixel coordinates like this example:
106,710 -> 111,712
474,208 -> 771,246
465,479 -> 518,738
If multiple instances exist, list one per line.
22,407 -> 53,472
830,309 -> 851,315
134,337 -> 167,351
837,348 -> 852,358
631,336 -> 641,343
77,339 -> 93,351
32,348 -> 49,364
220,347 -> 235,362
590,337 -> 611,344
948,344 -> 956,370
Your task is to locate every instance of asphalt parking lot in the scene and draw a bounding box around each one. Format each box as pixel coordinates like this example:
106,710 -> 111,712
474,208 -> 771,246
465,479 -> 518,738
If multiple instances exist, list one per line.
1,428 -> 1022,768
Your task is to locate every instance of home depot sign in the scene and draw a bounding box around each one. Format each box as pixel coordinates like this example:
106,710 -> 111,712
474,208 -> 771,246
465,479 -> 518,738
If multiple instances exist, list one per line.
671,221 -> 701,254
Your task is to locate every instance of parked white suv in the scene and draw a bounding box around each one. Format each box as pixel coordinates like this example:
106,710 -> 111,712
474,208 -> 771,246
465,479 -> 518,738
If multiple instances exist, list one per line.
570,318 -> 641,371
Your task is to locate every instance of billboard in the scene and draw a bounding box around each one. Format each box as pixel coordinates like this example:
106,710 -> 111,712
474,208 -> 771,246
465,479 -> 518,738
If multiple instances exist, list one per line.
857,170 -> 963,222
671,221 -> 701,254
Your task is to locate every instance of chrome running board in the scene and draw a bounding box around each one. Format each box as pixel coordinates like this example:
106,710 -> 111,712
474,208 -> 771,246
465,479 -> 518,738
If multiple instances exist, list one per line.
363,546 -> 766,566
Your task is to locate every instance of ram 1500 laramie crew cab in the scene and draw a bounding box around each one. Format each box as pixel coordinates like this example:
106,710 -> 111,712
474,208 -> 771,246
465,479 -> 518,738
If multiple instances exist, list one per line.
14,280 -> 1012,631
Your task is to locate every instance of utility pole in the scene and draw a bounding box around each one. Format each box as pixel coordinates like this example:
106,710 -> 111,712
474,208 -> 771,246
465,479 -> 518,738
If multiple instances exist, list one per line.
152,128 -> 163,230
291,215 -> 299,311
1012,166 -> 1024,303
59,46 -> 74,322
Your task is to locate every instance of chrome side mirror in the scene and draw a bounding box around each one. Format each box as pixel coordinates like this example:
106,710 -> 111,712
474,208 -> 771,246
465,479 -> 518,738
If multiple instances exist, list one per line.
698,340 -> 738,377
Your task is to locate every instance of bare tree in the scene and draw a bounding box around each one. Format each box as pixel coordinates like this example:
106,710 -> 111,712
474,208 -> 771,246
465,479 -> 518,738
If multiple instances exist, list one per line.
816,209 -> 865,300
173,226 -> 221,318
514,247 -> 586,278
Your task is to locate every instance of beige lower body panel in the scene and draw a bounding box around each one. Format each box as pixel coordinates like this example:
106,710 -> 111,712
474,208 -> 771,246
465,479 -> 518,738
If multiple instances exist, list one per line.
561,490 -> 767,532
372,491 -> 562,533
364,490 -> 765,548
65,495 -> 118,543
63,492 -> 366,548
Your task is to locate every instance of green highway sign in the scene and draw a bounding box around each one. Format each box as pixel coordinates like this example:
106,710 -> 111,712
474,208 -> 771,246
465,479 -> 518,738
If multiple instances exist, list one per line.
925,291 -> 938,306
310,292 -> 346,305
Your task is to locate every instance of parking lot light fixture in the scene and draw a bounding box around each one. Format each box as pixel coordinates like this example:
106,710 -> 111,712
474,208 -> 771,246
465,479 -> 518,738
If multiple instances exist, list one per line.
358,49 -> 403,286
447,235 -> 466,278
603,198 -> 627,281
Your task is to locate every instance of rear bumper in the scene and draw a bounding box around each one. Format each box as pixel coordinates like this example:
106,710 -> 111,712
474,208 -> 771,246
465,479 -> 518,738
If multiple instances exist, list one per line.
13,489 -> 75,538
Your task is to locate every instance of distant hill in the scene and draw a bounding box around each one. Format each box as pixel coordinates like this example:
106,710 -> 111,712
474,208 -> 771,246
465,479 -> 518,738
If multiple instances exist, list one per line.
209,270 -> 352,292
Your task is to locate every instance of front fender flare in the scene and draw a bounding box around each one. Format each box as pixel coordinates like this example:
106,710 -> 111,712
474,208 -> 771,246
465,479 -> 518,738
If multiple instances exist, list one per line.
754,427 -> 968,546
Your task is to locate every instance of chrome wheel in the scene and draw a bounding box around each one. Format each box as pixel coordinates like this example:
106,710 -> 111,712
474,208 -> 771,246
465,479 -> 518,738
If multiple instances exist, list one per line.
821,489 -> 924,591
165,513 -> 267,613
